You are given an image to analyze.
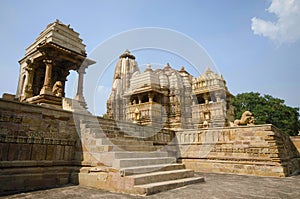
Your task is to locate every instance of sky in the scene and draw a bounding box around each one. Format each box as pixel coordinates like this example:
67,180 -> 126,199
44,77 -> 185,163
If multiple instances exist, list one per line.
0,0 -> 299,116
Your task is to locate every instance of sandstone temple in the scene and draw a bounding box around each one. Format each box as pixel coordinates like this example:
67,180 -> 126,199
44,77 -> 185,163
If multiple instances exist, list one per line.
106,49 -> 234,129
0,20 -> 299,196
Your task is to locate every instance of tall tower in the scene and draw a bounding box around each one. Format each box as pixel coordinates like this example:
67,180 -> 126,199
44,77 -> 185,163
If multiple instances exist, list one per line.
106,50 -> 139,120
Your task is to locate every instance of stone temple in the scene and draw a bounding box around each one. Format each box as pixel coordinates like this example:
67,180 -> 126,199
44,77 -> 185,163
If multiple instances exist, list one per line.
106,49 -> 234,129
0,21 -> 300,196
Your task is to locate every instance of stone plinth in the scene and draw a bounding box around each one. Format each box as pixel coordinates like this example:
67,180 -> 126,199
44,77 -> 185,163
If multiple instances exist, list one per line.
26,94 -> 62,108
174,125 -> 300,177
0,99 -> 81,195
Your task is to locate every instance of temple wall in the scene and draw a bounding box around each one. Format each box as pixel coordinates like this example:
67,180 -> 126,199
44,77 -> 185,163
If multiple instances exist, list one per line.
175,125 -> 300,177
0,99 -> 82,195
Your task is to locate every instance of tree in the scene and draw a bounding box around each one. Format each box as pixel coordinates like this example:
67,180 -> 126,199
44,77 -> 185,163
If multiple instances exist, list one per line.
230,92 -> 300,136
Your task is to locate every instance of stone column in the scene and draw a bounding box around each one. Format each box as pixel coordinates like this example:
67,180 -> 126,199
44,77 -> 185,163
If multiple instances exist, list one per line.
40,59 -> 53,95
23,65 -> 35,98
148,93 -> 153,102
203,93 -> 210,104
75,67 -> 86,101
214,92 -> 220,102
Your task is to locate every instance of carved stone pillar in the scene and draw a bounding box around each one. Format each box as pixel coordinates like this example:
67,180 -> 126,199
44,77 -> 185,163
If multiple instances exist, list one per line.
214,92 -> 220,102
148,93 -> 153,102
75,67 -> 86,101
40,59 -> 53,95
23,61 -> 35,99
203,93 -> 210,104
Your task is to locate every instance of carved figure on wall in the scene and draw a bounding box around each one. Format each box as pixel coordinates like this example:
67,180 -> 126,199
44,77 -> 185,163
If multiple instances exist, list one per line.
233,111 -> 254,126
133,107 -> 141,123
203,120 -> 209,128
52,81 -> 63,97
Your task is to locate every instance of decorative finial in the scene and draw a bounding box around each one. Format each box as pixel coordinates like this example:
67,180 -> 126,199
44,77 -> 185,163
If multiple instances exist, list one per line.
204,67 -> 213,74
119,49 -> 135,59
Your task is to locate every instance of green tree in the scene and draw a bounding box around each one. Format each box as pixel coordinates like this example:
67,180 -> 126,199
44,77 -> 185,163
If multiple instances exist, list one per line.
231,92 -> 300,136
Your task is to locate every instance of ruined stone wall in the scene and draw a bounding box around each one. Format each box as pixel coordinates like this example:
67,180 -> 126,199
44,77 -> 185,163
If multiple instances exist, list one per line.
0,99 -> 82,195
175,125 -> 300,177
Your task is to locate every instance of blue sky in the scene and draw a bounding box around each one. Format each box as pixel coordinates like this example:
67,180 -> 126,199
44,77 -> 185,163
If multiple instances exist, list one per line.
0,0 -> 299,115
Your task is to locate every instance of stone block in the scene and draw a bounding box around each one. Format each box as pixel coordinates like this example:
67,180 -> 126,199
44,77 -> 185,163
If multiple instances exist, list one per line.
19,144 -> 32,160
46,145 -> 55,160
0,143 -> 9,161
8,143 -> 21,161
0,175 -> 25,192
64,145 -> 74,161
31,144 -> 46,160
54,145 -> 64,160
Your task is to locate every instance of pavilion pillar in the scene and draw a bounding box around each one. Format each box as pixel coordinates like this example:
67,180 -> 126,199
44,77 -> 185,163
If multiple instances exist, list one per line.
203,93 -> 210,104
40,59 -> 53,95
23,65 -> 35,99
148,93 -> 153,103
138,95 -> 142,104
75,67 -> 86,102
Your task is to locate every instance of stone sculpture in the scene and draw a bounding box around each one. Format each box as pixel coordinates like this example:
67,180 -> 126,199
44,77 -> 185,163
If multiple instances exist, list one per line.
52,81 -> 63,97
234,111 -> 254,126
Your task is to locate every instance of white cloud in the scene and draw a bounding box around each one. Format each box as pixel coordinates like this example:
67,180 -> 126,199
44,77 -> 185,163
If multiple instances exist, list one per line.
251,0 -> 300,44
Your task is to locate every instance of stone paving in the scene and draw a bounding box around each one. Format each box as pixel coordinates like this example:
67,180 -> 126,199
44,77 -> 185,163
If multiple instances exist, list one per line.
2,172 -> 300,199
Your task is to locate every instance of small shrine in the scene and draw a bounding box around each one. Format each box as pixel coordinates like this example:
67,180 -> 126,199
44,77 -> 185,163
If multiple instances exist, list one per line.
192,68 -> 234,128
16,20 -> 95,108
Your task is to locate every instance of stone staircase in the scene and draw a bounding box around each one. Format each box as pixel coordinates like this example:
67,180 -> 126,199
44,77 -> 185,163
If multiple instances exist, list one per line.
78,119 -> 204,195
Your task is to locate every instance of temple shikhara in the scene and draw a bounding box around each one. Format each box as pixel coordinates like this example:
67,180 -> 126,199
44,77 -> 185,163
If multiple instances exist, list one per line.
0,20 -> 299,196
106,50 -> 234,129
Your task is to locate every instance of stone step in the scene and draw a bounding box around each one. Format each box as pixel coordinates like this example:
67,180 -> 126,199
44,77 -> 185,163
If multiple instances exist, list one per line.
132,169 -> 194,185
97,138 -> 153,146
86,143 -> 157,153
83,128 -> 107,138
120,163 -> 185,176
134,176 -> 205,195
93,151 -> 169,167
113,157 -> 176,169
85,123 -> 118,129
89,144 -> 156,152
114,151 -> 168,159
111,145 -> 157,152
